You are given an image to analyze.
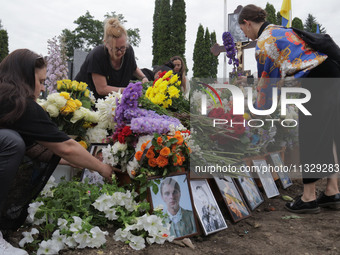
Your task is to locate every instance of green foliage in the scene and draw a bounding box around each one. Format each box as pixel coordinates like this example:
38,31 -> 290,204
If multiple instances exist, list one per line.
0,21 -> 9,62
192,25 -> 218,79
0,30 -> 8,62
209,31 -> 218,79
292,17 -> 304,30
276,11 -> 282,26
170,0 -> 186,57
152,0 -> 161,66
192,24 -> 205,78
152,0 -> 187,67
265,3 -> 277,24
304,14 -> 316,32
155,0 -> 172,65
61,11 -> 141,59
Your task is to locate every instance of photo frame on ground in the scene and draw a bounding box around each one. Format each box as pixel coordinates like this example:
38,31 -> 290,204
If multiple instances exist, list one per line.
148,173 -> 198,239
190,179 -> 227,235
252,159 -> 280,198
235,163 -> 264,210
214,175 -> 251,223
269,153 -> 293,189
80,143 -> 107,185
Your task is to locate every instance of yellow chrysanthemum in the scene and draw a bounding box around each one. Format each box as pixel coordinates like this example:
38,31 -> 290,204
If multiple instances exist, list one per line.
163,98 -> 172,108
74,99 -> 82,107
153,93 -> 166,105
159,82 -> 167,93
168,86 -> 180,98
169,74 -> 179,84
154,78 -> 163,88
162,70 -> 173,79
60,92 -> 70,100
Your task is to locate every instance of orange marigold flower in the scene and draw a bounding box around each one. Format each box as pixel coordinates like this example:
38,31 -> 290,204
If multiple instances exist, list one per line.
188,147 -> 192,153
146,148 -> 155,159
174,134 -> 184,145
157,136 -> 163,145
156,156 -> 168,167
131,170 -> 136,176
160,147 -> 171,157
173,154 -> 182,166
135,151 -> 143,161
141,140 -> 150,151
175,131 -> 181,135
148,158 -> 157,167
171,144 -> 177,153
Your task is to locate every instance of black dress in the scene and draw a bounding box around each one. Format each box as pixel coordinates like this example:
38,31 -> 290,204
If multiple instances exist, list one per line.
299,58 -> 340,184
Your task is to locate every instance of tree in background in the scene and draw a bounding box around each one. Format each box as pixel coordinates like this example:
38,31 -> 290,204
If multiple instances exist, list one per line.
61,11 -> 141,60
170,0 -> 186,58
265,3 -> 277,24
152,0 -> 161,66
0,20 -> 9,62
209,31 -> 218,79
292,17 -> 304,30
155,0 -> 172,65
152,0 -> 187,67
276,12 -> 282,26
304,14 -> 326,33
192,24 -> 205,78
45,37 -> 69,94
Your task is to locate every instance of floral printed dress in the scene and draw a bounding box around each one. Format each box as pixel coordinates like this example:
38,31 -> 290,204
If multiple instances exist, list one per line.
255,24 -> 327,109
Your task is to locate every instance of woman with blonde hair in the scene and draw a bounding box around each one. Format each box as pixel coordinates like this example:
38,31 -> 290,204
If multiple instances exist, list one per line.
75,18 -> 148,99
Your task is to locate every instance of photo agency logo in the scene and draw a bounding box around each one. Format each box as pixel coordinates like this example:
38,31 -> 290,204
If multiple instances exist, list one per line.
199,83 -> 311,128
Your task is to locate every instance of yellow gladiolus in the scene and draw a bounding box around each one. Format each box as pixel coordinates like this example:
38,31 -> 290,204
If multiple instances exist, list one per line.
60,92 -> 70,100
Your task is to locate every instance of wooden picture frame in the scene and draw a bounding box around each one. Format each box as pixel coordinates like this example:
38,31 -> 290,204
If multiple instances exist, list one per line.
269,153 -> 293,189
235,163 -> 264,210
190,179 -> 227,235
214,175 -> 251,223
252,159 -> 280,198
148,173 -> 199,239
80,143 -> 108,185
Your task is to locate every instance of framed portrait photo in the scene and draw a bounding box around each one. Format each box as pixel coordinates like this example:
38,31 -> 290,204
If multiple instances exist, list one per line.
235,163 -> 264,211
252,159 -> 280,198
228,13 -> 249,43
190,179 -> 227,235
148,173 -> 198,239
270,153 -> 293,189
214,175 -> 251,223
80,143 -> 107,185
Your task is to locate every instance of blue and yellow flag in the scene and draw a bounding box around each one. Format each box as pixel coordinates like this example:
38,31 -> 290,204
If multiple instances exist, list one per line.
280,0 -> 292,27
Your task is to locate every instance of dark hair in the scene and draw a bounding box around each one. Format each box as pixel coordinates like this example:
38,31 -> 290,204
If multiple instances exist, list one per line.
0,49 -> 46,126
238,4 -> 267,24
170,56 -> 187,91
153,65 -> 173,74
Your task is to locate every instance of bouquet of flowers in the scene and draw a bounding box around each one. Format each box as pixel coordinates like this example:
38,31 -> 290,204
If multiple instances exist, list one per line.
145,70 -> 181,109
38,80 -> 99,142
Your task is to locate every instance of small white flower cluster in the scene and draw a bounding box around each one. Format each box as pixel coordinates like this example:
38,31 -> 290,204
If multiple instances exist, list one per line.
27,201 -> 45,225
168,123 -> 186,136
85,126 -> 109,144
114,214 -> 174,250
92,190 -> 138,220
101,142 -> 128,166
95,91 -> 122,131
40,176 -> 57,198
39,93 -> 67,117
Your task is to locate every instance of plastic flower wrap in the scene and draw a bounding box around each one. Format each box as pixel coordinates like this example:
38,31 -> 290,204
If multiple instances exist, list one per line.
145,70 -> 181,108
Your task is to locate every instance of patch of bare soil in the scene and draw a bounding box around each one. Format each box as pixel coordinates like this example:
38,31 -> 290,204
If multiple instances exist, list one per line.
9,178 -> 340,255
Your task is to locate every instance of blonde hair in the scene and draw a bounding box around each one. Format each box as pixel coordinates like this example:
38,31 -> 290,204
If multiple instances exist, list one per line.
103,18 -> 127,43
